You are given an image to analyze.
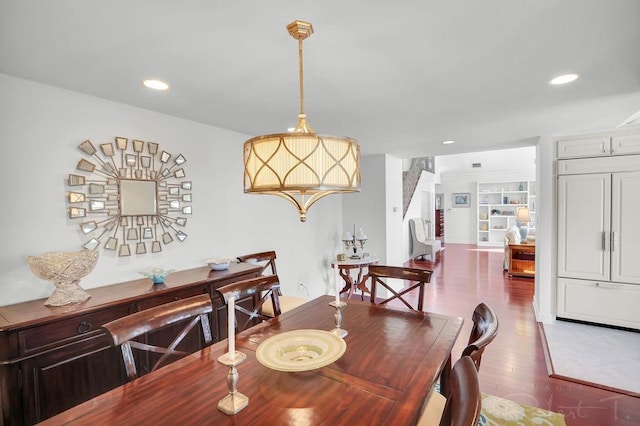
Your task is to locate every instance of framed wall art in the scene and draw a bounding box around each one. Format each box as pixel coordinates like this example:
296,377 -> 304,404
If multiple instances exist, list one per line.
452,192 -> 470,208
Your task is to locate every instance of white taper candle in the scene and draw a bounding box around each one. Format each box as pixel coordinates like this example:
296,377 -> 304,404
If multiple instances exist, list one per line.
228,297 -> 235,360
334,264 -> 340,304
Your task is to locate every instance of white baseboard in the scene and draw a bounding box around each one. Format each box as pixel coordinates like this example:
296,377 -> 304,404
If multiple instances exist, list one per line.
532,300 -> 555,324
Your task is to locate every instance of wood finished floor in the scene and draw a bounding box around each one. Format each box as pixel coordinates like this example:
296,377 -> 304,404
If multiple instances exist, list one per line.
396,243 -> 639,426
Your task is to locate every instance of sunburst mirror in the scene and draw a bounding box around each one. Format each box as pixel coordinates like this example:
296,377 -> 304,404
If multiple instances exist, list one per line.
67,136 -> 192,256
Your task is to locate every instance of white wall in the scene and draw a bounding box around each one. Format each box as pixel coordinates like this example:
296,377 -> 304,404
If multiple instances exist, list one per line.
384,155 -> 404,266
0,74 -> 343,306
533,135 -> 556,323
436,179 -> 477,244
342,153 -> 404,268
343,155 -> 386,262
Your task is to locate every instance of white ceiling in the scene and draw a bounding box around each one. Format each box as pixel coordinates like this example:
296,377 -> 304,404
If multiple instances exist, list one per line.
436,146 -> 536,176
2,1 -> 639,159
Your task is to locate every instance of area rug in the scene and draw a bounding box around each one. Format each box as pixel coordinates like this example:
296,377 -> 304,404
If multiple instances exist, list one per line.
541,320 -> 640,396
479,393 -> 566,426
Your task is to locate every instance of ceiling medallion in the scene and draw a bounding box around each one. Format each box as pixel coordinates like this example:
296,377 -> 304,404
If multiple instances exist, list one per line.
67,137 -> 192,256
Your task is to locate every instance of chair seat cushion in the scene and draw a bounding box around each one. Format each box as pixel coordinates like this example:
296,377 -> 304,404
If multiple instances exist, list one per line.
261,295 -> 309,317
416,389 -> 446,426
424,240 -> 441,250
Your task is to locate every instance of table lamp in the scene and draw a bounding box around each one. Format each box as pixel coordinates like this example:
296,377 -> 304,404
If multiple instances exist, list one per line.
515,207 -> 531,243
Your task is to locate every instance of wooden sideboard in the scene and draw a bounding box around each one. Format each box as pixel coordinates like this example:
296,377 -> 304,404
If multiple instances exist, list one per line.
507,243 -> 535,278
0,263 -> 262,425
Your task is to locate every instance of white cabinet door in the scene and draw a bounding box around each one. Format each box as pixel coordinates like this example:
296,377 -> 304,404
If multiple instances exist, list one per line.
557,174 -> 611,280
611,171 -> 640,284
611,134 -> 640,155
557,136 -> 610,159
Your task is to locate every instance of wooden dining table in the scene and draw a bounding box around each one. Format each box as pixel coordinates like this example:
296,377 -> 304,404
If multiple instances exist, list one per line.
41,295 -> 463,425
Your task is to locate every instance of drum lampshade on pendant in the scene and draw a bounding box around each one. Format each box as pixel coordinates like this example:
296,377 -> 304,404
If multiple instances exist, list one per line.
243,20 -> 361,222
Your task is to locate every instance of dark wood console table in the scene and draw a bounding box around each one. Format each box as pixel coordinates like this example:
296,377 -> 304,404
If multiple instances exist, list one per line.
0,262 -> 262,425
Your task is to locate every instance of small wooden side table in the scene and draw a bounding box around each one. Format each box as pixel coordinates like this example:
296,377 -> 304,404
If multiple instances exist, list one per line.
507,243 -> 535,278
331,257 -> 379,299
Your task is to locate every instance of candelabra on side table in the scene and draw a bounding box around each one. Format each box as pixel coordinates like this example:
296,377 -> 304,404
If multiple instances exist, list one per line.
342,226 -> 368,260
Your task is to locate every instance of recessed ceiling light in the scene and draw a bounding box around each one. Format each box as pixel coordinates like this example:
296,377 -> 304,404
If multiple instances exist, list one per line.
442,140 -> 455,145
143,79 -> 170,90
548,73 -> 580,86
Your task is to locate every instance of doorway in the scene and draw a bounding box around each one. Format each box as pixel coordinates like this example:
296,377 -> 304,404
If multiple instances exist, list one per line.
435,193 -> 444,239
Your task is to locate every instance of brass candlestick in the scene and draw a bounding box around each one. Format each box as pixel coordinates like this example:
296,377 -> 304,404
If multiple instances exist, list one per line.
329,300 -> 348,338
217,351 -> 249,415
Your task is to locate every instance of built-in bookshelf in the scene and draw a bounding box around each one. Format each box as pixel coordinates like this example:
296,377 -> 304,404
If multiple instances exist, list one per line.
477,181 -> 536,246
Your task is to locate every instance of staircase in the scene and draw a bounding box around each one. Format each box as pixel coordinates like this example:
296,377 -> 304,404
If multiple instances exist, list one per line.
402,157 -> 434,218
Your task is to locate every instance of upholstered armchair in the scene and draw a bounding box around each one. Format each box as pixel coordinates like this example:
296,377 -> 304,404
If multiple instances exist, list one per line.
504,224 -> 520,270
409,218 -> 442,261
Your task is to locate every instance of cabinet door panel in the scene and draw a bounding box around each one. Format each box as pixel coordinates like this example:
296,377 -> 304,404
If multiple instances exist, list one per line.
611,134 -> 640,155
557,174 -> 610,280
611,171 -> 640,284
557,136 -> 610,158
21,335 -> 123,424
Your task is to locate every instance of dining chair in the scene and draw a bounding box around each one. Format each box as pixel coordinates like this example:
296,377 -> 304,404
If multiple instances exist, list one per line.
367,265 -> 433,311
461,302 -> 499,371
236,250 -> 308,316
237,250 -> 280,275
102,293 -> 213,381
417,355 -> 482,426
431,303 -> 498,403
216,274 -> 282,332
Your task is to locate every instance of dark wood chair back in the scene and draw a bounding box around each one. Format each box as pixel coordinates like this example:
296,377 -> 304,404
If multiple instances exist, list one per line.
367,265 -> 432,311
461,302 -> 499,371
102,294 -> 213,381
418,355 -> 481,426
443,356 -> 482,426
216,274 -> 282,332
237,250 -> 278,275
236,251 -> 309,316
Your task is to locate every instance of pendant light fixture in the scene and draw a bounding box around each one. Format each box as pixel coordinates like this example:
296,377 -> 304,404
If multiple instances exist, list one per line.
243,20 -> 361,222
